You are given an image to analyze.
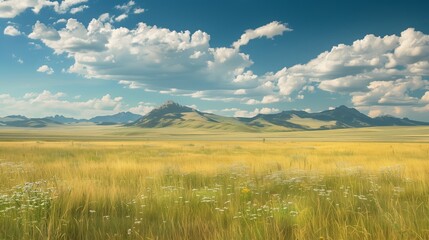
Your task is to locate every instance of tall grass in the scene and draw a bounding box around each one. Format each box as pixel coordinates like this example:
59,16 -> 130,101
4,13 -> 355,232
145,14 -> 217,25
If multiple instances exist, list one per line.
0,141 -> 428,239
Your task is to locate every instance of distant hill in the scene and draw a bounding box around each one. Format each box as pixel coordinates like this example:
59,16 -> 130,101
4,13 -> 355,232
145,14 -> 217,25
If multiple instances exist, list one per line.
0,116 -> 62,128
89,112 -> 142,124
130,101 -> 255,131
0,112 -> 143,128
373,115 -> 429,126
44,115 -> 87,124
129,101 -> 429,131
1,102 -> 428,129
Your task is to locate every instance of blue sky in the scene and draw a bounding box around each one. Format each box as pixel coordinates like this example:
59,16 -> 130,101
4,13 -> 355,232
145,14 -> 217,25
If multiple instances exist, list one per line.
1,0 -> 429,120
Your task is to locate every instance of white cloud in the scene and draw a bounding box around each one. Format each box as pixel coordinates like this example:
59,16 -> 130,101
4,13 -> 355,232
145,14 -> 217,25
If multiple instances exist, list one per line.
0,90 -> 127,118
115,14 -> 128,22
351,76 -> 427,106
29,18 -> 255,92
37,65 -> 54,75
134,8 -> 144,14
70,5 -> 88,14
259,107 -> 280,114
245,99 -> 260,105
189,51 -> 205,59
261,95 -> 280,104
234,89 -> 246,95
29,41 -> 42,49
98,13 -> 112,23
421,91 -> 429,103
52,0 -> 88,14
115,1 -> 135,12
221,108 -> 240,112
358,106 -> 407,118
17,58 -> 24,64
234,107 -> 279,118
271,28 -> 429,111
232,21 -> 291,49
119,80 -> 145,89
233,70 -> 257,83
28,21 -> 60,40
4,25 -> 21,36
0,0 -> 49,18
128,102 -> 154,116
0,0 -> 88,18
55,18 -> 67,24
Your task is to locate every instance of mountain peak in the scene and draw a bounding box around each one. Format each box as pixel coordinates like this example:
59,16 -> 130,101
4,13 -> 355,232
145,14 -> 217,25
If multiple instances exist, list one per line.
335,105 -> 352,110
154,101 -> 193,113
159,100 -> 181,109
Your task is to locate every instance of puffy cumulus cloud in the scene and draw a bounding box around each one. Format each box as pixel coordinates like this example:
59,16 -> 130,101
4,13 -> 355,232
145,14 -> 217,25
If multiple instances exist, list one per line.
234,107 -> 280,118
272,28 -> 429,114
351,77 -> 427,106
69,4 -> 88,14
0,90 -> 127,118
128,102 -> 154,115
4,25 -> 21,36
233,21 -> 291,49
52,0 -> 87,14
115,1 -> 135,12
421,91 -> 429,103
29,18 -> 261,92
245,99 -> 260,105
318,74 -> 373,93
29,21 -> 60,40
134,8 -> 144,14
261,95 -> 280,104
114,0 -> 144,22
37,65 -> 54,74
115,14 -> 128,22
233,70 -> 257,83
357,106 -> 408,118
0,0 -> 49,18
0,0 -> 88,18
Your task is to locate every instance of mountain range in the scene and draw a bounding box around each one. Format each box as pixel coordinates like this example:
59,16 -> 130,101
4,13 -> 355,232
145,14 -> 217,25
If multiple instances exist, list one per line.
0,112 -> 142,128
128,101 -> 429,131
1,101 -> 428,130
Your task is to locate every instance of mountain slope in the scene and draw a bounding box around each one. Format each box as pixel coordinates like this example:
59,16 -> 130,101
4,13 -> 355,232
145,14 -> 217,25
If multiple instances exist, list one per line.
1,102 -> 427,130
90,112 -> 142,124
44,115 -> 87,124
130,102 -> 429,131
0,116 -> 62,128
373,115 -> 429,126
130,101 -> 256,131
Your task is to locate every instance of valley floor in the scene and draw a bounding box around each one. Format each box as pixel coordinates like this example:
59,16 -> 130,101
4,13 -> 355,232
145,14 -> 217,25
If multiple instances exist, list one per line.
0,126 -> 428,239
0,125 -> 429,142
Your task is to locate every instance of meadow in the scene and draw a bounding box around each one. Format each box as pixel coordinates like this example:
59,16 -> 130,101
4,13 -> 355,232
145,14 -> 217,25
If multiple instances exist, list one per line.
0,126 -> 429,239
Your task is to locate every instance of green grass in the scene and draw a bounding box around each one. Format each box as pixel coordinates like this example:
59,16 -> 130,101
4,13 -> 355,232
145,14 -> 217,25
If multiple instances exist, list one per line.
0,127 -> 428,239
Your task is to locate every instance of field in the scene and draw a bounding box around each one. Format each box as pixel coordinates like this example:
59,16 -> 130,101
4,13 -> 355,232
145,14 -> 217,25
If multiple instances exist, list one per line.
0,126 -> 429,239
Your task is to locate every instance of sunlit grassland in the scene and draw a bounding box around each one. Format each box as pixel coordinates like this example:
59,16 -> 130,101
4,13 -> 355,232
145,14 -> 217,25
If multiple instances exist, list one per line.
0,128 -> 429,239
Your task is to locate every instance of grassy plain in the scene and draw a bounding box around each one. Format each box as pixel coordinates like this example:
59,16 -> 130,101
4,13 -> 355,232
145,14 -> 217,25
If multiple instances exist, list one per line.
0,126 -> 428,239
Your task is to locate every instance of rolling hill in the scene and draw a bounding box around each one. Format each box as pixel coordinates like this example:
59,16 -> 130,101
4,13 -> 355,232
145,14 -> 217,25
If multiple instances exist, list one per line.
129,101 -> 255,131
0,115 -> 62,128
129,101 -> 429,131
1,101 -> 428,130
89,112 -> 142,124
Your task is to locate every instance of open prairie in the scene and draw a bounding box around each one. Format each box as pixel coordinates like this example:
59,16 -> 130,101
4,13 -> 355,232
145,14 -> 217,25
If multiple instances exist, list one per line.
0,126 -> 428,239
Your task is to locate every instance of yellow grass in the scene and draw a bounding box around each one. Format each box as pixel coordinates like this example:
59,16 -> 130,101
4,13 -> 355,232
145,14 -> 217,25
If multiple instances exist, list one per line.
287,115 -> 337,129
0,137 -> 428,239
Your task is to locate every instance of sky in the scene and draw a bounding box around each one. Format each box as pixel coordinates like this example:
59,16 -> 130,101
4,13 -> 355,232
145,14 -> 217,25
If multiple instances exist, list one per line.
1,0 -> 429,120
